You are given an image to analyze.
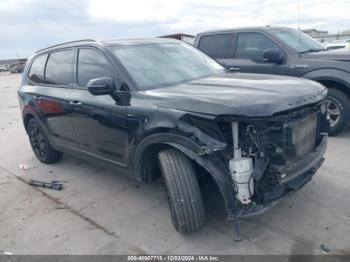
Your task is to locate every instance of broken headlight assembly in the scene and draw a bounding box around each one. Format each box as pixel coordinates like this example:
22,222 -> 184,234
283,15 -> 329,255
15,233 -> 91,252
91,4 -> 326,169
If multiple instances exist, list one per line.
222,102 -> 327,207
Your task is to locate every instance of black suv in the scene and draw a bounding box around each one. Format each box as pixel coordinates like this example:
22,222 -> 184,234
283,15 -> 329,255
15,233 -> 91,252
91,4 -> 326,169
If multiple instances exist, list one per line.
19,38 -> 328,236
194,26 -> 350,135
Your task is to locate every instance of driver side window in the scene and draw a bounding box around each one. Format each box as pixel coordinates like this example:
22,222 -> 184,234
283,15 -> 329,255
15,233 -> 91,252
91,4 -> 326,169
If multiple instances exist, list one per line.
235,33 -> 280,62
77,48 -> 115,87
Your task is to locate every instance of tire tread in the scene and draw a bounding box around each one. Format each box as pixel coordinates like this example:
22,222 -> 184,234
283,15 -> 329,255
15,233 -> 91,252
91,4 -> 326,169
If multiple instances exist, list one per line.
158,148 -> 205,234
327,88 -> 350,136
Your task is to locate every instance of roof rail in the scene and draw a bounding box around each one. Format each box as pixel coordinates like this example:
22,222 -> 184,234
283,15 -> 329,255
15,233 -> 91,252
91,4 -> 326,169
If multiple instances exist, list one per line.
35,39 -> 98,53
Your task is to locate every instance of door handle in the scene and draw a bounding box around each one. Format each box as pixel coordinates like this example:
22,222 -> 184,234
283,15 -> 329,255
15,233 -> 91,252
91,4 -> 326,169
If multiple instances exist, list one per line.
33,95 -> 42,99
69,100 -> 82,105
228,67 -> 240,72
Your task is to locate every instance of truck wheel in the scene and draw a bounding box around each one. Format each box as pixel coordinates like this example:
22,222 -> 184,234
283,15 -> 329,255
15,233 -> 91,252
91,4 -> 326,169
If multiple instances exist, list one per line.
158,148 -> 205,234
27,118 -> 63,164
326,88 -> 350,136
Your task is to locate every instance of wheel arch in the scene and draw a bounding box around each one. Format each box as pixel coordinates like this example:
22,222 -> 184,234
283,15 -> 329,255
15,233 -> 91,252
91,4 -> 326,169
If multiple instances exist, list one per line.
302,69 -> 350,98
132,132 -> 235,218
316,79 -> 350,98
23,113 -> 35,133
22,109 -> 56,146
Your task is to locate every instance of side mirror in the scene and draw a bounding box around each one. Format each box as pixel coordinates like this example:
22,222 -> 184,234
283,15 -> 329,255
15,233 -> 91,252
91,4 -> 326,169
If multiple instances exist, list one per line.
263,49 -> 284,63
87,77 -> 114,96
110,83 -> 131,106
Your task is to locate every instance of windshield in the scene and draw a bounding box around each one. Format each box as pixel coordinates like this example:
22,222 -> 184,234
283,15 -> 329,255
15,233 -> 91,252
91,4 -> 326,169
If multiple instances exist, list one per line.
110,43 -> 225,90
270,29 -> 325,53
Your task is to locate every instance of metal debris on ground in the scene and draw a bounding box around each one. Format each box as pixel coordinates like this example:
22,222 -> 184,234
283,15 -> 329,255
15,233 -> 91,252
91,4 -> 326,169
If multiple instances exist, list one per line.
28,180 -> 64,190
54,203 -> 68,209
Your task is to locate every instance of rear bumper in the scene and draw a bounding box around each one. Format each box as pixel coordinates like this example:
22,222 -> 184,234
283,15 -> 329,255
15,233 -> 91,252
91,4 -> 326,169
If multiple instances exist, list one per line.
238,134 -> 327,218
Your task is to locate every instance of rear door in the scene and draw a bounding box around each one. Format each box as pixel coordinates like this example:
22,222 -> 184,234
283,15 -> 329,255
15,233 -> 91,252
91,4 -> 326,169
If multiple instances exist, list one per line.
68,47 -> 129,167
196,33 -> 235,68
27,49 -> 78,149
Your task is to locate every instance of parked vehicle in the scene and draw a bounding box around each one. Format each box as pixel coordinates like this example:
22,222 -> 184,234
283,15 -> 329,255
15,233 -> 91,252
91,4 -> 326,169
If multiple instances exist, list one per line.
9,63 -> 25,73
19,39 -> 328,236
324,40 -> 350,51
194,26 -> 350,135
0,65 -> 7,72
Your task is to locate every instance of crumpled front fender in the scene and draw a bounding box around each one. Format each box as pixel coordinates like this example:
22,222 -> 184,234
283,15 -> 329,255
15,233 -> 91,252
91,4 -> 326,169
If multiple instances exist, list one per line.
132,132 -> 235,219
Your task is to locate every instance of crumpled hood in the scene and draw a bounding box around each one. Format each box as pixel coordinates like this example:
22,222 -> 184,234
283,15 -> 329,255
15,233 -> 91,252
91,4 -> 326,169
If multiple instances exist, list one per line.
304,48 -> 350,61
146,73 -> 327,117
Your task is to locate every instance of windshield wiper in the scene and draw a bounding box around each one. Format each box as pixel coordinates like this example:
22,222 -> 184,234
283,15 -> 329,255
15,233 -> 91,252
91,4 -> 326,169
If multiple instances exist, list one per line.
299,48 -> 325,54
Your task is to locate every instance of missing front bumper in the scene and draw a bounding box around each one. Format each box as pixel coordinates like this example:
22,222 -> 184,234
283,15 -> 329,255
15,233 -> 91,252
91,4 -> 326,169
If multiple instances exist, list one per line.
276,134 -> 327,184
237,136 -> 327,218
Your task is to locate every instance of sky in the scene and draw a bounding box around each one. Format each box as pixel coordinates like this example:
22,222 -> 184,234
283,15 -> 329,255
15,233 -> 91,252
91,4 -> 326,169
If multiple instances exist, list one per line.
0,0 -> 350,59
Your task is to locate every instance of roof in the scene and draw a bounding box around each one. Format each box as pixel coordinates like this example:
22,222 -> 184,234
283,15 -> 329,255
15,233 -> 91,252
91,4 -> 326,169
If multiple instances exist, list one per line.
158,33 -> 194,38
104,38 -> 180,46
35,38 -> 180,54
196,26 -> 294,35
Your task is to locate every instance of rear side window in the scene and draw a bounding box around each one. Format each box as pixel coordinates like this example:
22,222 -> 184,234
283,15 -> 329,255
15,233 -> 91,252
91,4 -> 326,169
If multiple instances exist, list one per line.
235,33 -> 280,62
45,49 -> 74,86
197,34 -> 234,59
28,54 -> 47,83
77,48 -> 115,87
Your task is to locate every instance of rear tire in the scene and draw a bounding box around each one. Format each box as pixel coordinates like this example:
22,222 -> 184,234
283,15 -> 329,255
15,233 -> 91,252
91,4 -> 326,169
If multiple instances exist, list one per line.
326,88 -> 350,136
27,118 -> 63,164
158,148 -> 205,234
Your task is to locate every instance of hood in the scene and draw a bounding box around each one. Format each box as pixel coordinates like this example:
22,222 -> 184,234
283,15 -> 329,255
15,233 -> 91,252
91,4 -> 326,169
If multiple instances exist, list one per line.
146,73 -> 327,117
304,48 -> 350,61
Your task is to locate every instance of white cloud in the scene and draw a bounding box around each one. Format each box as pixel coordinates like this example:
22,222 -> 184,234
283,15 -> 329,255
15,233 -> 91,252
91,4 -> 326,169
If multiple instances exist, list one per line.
88,0 -> 184,22
87,0 -> 350,33
1,0 -> 350,59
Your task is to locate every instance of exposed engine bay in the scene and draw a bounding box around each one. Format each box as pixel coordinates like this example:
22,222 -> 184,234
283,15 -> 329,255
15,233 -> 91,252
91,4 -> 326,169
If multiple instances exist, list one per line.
173,96 -> 329,241
218,101 -> 329,211
176,99 -> 328,220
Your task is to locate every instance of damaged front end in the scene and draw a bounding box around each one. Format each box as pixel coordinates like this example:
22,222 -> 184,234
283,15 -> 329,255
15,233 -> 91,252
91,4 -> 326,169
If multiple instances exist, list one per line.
217,100 -> 329,218
175,99 -> 328,222
150,98 -> 328,241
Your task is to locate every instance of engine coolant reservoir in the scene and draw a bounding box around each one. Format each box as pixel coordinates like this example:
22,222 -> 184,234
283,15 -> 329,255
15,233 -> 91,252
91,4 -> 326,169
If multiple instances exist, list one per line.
229,157 -> 254,204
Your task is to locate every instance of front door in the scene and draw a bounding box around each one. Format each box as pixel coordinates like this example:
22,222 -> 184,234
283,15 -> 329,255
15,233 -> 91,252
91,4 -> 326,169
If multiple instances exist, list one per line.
69,47 -> 129,167
222,32 -> 289,75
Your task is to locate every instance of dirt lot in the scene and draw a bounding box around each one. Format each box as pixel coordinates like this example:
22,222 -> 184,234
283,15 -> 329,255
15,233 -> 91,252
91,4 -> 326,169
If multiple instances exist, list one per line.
0,72 -> 350,255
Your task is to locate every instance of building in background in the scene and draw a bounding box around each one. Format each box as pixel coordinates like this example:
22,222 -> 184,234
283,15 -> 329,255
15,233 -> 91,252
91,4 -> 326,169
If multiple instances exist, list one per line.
317,32 -> 350,42
0,59 -> 27,73
303,28 -> 350,43
302,28 -> 328,38
323,40 -> 350,50
158,33 -> 194,45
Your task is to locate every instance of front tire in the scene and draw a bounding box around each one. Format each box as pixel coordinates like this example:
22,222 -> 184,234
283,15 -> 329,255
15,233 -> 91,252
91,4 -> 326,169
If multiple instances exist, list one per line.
326,88 -> 350,136
27,118 -> 63,164
158,148 -> 205,234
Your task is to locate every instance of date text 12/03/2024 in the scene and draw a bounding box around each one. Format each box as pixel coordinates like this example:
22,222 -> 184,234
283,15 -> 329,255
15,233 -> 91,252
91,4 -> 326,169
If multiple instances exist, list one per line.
128,255 -> 219,261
